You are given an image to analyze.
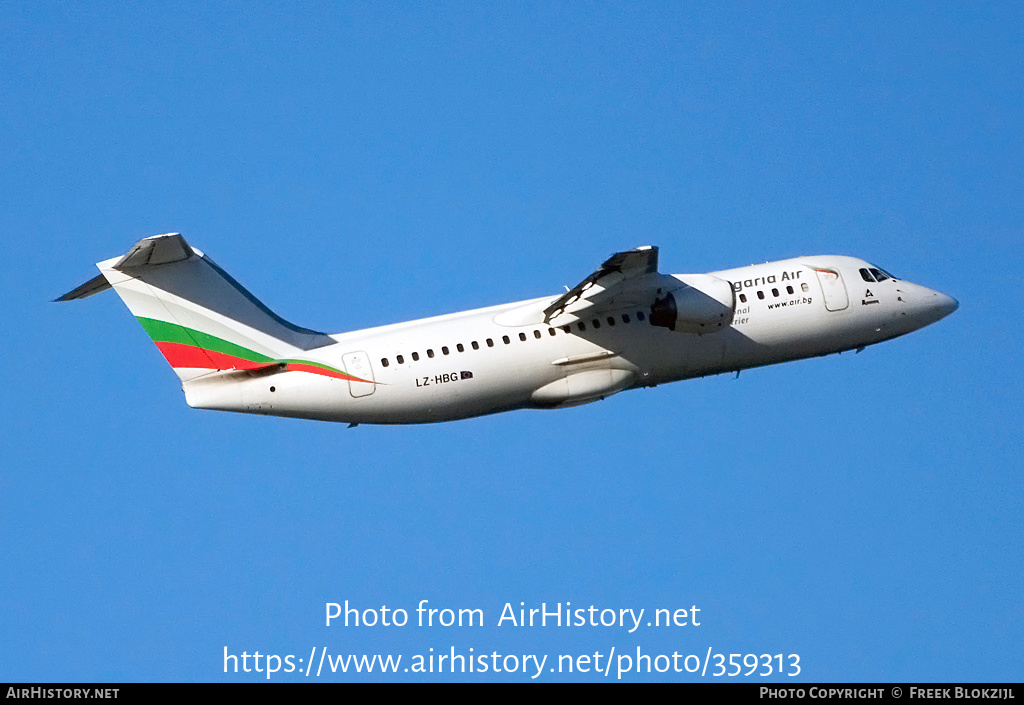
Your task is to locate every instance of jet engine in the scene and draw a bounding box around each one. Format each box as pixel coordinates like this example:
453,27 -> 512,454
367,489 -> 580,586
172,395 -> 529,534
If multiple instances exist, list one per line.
649,273 -> 736,334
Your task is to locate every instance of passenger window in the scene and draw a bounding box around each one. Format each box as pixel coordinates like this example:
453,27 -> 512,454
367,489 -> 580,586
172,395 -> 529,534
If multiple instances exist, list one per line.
787,286 -> 794,295
397,354 -> 405,364
772,288 -> 779,297
548,328 -> 557,336
578,322 -> 586,331
471,341 -> 479,350
381,358 -> 389,367
503,335 -> 510,344
739,293 -> 747,303
607,317 -> 615,326
519,332 -> 527,341
442,346 -> 450,355
412,352 -> 420,361
801,283 -> 809,292
562,325 -> 571,333
592,320 -> 600,329
637,311 -> 645,321
456,344 -> 464,353
757,291 -> 765,300
534,330 -> 541,339
427,349 -> 434,358
622,314 -> 630,324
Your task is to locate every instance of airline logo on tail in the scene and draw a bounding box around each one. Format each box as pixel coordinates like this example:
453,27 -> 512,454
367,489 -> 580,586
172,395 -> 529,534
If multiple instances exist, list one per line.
58,233 -> 370,384
137,316 -> 369,382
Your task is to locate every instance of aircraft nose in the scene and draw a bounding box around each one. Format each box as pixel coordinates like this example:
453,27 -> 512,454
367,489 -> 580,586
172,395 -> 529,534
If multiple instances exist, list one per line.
894,279 -> 958,330
934,291 -> 959,319
912,286 -> 959,325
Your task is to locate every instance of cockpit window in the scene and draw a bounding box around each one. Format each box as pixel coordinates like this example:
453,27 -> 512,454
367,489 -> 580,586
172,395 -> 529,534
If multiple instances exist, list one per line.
860,268 -> 875,282
868,264 -> 898,281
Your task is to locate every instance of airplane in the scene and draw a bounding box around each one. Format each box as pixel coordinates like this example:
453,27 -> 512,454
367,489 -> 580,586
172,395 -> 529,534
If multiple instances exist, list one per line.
58,233 -> 958,425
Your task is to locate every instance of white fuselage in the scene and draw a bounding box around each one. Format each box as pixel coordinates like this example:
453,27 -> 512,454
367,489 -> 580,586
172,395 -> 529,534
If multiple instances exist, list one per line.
183,255 -> 957,425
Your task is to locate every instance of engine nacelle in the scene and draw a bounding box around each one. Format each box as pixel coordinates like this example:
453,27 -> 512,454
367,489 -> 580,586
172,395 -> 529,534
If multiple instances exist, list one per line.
649,273 -> 736,334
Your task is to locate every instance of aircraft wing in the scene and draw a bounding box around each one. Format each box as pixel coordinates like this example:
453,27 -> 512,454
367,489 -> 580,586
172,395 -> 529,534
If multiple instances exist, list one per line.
543,245 -> 659,323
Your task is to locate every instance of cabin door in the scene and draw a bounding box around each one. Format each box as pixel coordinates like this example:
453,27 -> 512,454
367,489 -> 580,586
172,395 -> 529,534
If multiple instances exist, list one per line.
815,268 -> 849,311
342,351 -> 376,397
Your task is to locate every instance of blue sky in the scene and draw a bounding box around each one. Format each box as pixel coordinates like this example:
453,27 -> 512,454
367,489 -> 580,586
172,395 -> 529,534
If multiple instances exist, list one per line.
2,2 -> 1021,682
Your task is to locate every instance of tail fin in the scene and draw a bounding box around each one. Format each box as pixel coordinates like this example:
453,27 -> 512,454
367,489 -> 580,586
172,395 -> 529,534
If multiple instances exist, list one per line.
58,233 -> 335,381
